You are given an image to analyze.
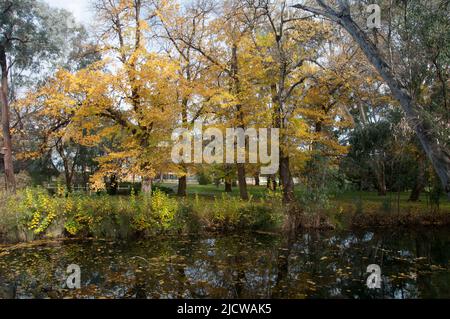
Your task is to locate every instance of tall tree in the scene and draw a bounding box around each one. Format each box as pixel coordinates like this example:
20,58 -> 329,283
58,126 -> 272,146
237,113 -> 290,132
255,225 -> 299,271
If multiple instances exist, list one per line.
249,0 -> 340,203
153,0 -> 211,196
169,0 -> 263,200
91,0 -> 179,193
294,0 -> 450,200
0,0 -> 83,192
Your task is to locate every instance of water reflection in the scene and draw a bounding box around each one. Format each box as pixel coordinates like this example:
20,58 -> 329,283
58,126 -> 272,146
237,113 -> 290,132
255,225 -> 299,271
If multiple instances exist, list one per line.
1,228 -> 450,299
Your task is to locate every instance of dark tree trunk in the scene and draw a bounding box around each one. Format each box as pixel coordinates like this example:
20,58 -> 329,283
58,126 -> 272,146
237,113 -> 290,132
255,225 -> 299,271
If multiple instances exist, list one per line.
62,159 -> 73,193
56,142 -> 76,193
64,170 -> 73,193
237,163 -> 249,200
106,174 -> 118,195
231,44 -> 249,201
280,155 -> 295,203
225,179 -> 232,193
0,45 -> 15,193
409,157 -> 426,202
178,97 -> 189,198
254,174 -> 260,186
270,81 -> 295,203
373,161 -> 387,196
177,175 -> 187,197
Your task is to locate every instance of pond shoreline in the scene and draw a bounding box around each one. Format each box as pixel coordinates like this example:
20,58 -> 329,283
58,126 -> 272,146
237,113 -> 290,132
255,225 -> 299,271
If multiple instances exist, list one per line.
1,188 -> 450,245
2,216 -> 450,246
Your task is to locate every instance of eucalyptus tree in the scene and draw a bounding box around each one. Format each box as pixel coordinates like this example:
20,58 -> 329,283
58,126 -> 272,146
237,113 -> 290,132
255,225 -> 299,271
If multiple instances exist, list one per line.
293,0 -> 450,200
0,0 -> 90,192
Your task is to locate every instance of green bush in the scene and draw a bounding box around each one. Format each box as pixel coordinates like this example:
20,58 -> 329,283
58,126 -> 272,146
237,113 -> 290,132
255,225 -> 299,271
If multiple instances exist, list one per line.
152,184 -> 175,195
197,171 -> 212,185
0,187 -> 285,243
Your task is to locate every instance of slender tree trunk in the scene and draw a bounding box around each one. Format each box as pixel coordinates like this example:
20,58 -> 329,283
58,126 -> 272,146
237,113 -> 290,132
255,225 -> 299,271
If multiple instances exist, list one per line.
409,157 -> 426,202
271,84 -> 295,203
62,156 -> 73,193
178,175 -> 187,197
0,46 -> 15,193
372,160 -> 387,196
272,176 -> 278,191
237,163 -> 249,200
64,170 -> 73,193
280,155 -> 295,203
225,179 -> 232,193
177,97 -> 189,197
267,175 -> 277,191
56,143 -> 73,193
254,174 -> 260,186
294,2 -> 450,200
231,44 -> 249,201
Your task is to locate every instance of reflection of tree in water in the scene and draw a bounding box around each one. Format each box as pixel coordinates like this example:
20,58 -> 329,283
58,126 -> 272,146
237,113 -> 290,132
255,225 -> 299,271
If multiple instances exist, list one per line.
1,229 -> 450,298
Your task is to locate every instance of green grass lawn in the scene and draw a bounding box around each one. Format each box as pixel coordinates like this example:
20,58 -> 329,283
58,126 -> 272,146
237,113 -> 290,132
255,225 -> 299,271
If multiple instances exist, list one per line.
158,183 -> 450,213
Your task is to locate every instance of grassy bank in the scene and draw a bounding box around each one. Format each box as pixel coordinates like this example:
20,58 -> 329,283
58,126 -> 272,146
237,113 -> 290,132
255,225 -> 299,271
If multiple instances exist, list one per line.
168,184 -> 450,229
0,187 -> 284,243
170,184 -> 450,212
1,185 -> 449,244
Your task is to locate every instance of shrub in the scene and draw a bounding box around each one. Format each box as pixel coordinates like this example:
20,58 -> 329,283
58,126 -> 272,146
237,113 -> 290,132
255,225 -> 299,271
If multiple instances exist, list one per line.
150,189 -> 178,230
0,187 -> 285,243
197,171 -> 212,185
152,185 -> 175,195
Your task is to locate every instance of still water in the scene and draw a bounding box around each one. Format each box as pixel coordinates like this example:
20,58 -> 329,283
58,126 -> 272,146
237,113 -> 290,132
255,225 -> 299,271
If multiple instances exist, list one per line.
1,228 -> 450,299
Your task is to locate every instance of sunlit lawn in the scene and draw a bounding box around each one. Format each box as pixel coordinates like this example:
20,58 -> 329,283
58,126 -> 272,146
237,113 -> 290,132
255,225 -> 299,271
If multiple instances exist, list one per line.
159,183 -> 450,213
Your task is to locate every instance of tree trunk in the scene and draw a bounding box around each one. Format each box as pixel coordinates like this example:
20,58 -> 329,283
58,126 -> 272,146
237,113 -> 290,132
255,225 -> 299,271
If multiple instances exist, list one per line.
254,174 -> 260,186
177,98 -> 189,198
177,175 -> 187,197
225,179 -> 232,193
409,157 -> 426,202
64,170 -> 73,193
294,2 -> 450,200
0,46 -> 16,193
142,177 -> 152,194
280,155 -> 295,203
231,44 -> 249,201
372,160 -> 387,196
62,159 -> 73,193
106,174 -> 118,195
267,175 -> 277,191
237,163 -> 249,200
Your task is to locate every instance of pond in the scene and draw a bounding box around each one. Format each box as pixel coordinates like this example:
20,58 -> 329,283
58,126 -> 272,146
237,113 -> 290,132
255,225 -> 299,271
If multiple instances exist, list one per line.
1,227 -> 450,299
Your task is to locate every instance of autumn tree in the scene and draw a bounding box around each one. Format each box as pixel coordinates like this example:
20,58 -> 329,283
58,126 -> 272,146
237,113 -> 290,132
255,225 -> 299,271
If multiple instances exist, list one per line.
242,0 -> 338,203
87,0 -> 180,193
166,0 -> 271,200
153,0 -> 213,196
